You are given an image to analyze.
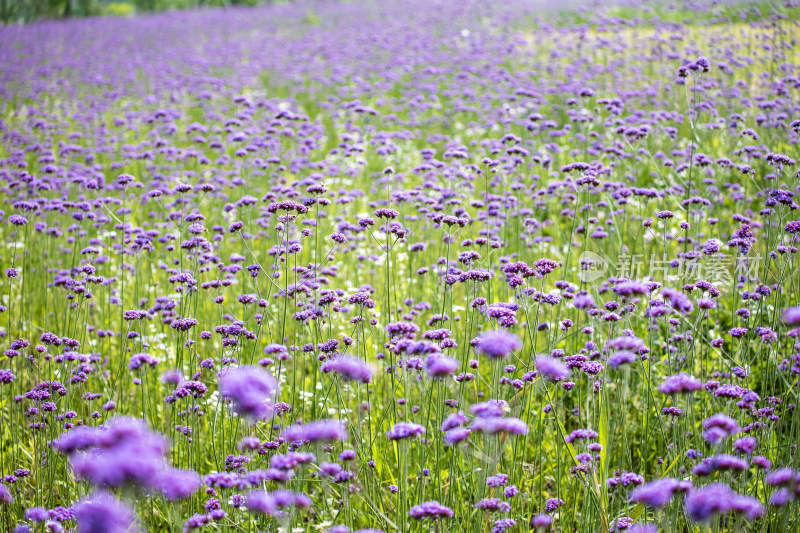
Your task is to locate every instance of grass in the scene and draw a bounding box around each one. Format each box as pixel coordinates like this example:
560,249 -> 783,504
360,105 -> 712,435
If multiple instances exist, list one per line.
0,0 -> 799,532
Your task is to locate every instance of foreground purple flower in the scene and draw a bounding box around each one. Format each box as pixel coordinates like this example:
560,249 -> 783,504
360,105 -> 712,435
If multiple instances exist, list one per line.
629,478 -> 691,508
220,365 -> 279,420
246,490 -> 312,516
684,483 -> 764,522
154,468 -> 202,501
476,330 -> 522,359
54,417 -> 171,490
426,354 -> 459,378
283,420 -> 348,443
702,414 -> 740,444
658,373 -> 702,395
535,355 -> 570,382
471,417 -> 528,436
321,355 -> 373,383
386,422 -> 426,440
0,484 -> 12,504
782,306 -> 800,325
73,491 -> 138,533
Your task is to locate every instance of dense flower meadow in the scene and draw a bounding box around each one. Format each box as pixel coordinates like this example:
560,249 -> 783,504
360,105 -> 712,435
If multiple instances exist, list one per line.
1,0 -> 800,531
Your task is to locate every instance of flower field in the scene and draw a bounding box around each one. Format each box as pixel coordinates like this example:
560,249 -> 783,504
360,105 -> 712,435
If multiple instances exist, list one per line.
1,0 -> 800,531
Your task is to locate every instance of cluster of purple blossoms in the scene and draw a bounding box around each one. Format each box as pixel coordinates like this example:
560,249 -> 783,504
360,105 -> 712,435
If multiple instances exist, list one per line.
702,413 -> 740,445
475,330 -> 522,359
321,355 -> 373,383
535,355 -> 570,382
629,478 -> 692,508
386,422 -> 426,440
408,500 -> 454,520
53,417 -> 200,500
684,483 -> 763,522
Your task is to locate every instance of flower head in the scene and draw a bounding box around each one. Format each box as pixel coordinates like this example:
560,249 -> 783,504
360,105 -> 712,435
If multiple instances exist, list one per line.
476,330 -> 522,359
220,366 -> 279,420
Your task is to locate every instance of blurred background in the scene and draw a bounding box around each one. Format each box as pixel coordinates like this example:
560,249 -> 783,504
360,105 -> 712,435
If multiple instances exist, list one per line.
0,0 -> 292,24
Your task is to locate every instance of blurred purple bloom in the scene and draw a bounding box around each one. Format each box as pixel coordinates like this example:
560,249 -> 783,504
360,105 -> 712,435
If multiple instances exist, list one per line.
476,330 -> 522,359
408,500 -> 453,520
220,365 -> 279,420
685,483 -> 763,522
73,491 -> 138,533
283,420 -> 347,443
321,355 -> 373,383
535,355 -> 570,382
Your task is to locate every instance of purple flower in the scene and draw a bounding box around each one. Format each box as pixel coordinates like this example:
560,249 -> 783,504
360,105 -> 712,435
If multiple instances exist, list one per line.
609,517 -> 633,532
386,422 -> 426,440
283,420 -> 347,443
321,355 -> 373,383
476,330 -> 522,359
729,327 -> 748,338
627,526 -> 658,533
408,500 -> 453,520
685,483 -> 763,522
440,412 -> 468,431
573,294 -> 595,310
544,498 -> 564,512
25,507 -> 48,522
608,472 -> 644,488
770,488 -> 791,507
426,355 -> 459,378
535,355 -> 570,382
733,436 -> 757,456
73,491 -> 138,533
530,514 -> 552,529
220,366 -> 279,420
54,417 -> 169,489
658,373 -> 702,395
765,467 -> 795,486
475,498 -> 508,512
565,428 -> 598,443
486,473 -> 508,487
752,456 -> 771,470
608,351 -> 636,369
0,484 -> 12,504
470,400 -> 507,418
629,478 -> 691,508
661,288 -> 693,314
155,468 -> 202,500
245,490 -> 312,516
0,369 -> 15,384
443,428 -> 471,446
492,518 -> 516,533
782,306 -> 800,326
702,414 -> 740,444
470,416 -> 528,436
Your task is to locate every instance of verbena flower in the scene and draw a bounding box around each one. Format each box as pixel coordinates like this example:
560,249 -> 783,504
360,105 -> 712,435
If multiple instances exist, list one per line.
684,483 -> 763,522
283,420 -> 347,443
475,330 -> 522,359
321,355 -> 373,383
220,366 -> 279,420
408,500 -> 453,520
386,422 -> 426,440
535,355 -> 570,382
73,491 -> 138,533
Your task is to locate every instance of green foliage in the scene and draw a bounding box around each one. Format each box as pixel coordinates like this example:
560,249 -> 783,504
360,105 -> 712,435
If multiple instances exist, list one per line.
1,0 -> 101,23
103,2 -> 136,16
1,0 -> 272,23
303,7 -> 321,25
